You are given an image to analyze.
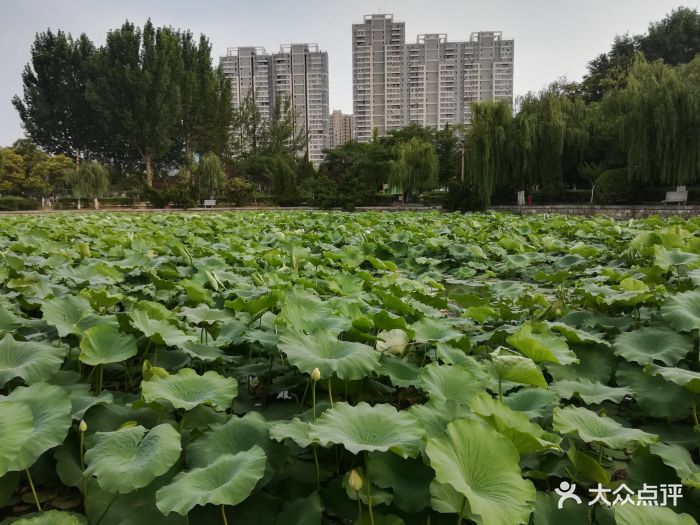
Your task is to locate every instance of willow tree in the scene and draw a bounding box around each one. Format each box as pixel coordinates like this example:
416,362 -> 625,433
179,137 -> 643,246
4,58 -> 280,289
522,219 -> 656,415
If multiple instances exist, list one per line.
464,101 -> 512,206
65,161 -> 109,207
389,137 -> 438,202
196,153 -> 226,200
617,55 -> 700,186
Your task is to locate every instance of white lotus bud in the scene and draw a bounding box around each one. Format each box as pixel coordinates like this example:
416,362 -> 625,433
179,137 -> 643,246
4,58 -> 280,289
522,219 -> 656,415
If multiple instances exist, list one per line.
311,368 -> 321,382
348,469 -> 363,492
79,420 -> 87,433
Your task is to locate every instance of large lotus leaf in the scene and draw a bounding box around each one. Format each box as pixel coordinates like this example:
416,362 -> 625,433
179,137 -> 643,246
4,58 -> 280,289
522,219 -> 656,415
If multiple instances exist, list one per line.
0,401 -> 34,476
79,325 -> 138,366
490,351 -> 547,388
5,383 -> 72,471
278,289 -> 351,335
279,330 -> 380,381
0,334 -> 66,387
654,245 -> 700,270
309,402 -> 423,458
616,363 -> 694,419
649,442 -> 700,488
469,394 -> 561,454
272,492 -> 322,525
425,418 -> 536,525
613,326 -> 694,366
553,406 -> 658,449
550,378 -> 633,404
376,329 -> 409,355
41,295 -> 95,337
129,309 -> 196,347
142,368 -> 237,411
0,304 -> 23,335
269,418 -> 314,448
65,383 -> 114,420
179,305 -> 234,325
376,355 -> 421,388
408,400 -> 475,439
532,491 -> 590,525
506,323 -> 578,365
1,511 -> 88,524
614,504 -> 697,525
504,388 -> 559,420
411,317 -> 462,343
644,364 -> 700,393
187,412 -> 269,468
420,363 -> 483,405
155,447 -> 266,516
84,424 -> 182,494
546,345 -> 616,384
546,321 -> 608,346
367,452 -> 433,513
661,290 -> 700,332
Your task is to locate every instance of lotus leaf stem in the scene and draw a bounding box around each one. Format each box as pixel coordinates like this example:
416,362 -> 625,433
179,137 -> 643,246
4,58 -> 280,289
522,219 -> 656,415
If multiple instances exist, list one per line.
364,452 -> 375,525
456,496 -> 467,525
221,504 -> 229,525
328,378 -> 334,408
25,469 -> 41,512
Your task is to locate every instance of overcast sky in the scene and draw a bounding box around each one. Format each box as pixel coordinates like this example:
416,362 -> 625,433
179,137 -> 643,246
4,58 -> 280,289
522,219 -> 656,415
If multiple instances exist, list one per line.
1,0 -> 698,147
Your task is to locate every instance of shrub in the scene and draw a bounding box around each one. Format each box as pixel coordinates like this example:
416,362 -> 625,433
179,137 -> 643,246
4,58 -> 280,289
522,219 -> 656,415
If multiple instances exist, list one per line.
0,196 -> 39,211
224,177 -> 254,206
443,178 -> 486,211
421,192 -> 447,207
145,182 -> 196,209
594,168 -> 631,204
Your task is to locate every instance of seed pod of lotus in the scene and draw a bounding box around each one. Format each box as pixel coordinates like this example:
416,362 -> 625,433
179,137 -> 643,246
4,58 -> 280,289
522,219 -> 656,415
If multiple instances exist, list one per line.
348,469 -> 363,492
79,419 -> 87,433
311,368 -> 321,382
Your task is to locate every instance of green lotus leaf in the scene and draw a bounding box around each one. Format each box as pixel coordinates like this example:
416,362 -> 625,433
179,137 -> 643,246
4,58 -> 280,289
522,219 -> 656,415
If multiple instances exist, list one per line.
546,321 -> 607,346
654,245 -> 700,270
614,504 -> 697,525
661,290 -> 700,332
376,355 -> 421,388
411,317 -> 462,343
616,362 -> 694,419
0,304 -> 23,335
613,325 -> 694,366
187,412 -> 269,468
142,367 -> 237,411
129,309 -> 196,347
420,363 -> 483,405
490,350 -> 547,388
278,289 -> 351,335
0,334 -> 66,387
5,383 -> 72,472
367,452 -> 433,513
532,491 -> 590,525
506,322 -> 578,365
553,406 -> 658,449
0,401 -> 35,476
180,341 -> 226,362
425,418 -> 536,525
155,447 -> 266,516
309,402 -> 423,458
503,388 -> 559,420
273,492 -> 322,525
65,383 -> 114,420
376,329 -> 409,355
84,424 -> 182,494
79,325 -> 138,366
179,305 -> 234,325
550,378 -> 633,404
469,394 -> 561,454
279,330 -> 380,381
408,400 -> 475,438
269,418 -> 314,448
566,441 -> 611,485
41,295 -> 95,337
644,364 -> 700,393
1,510 -> 88,524
649,442 -> 700,488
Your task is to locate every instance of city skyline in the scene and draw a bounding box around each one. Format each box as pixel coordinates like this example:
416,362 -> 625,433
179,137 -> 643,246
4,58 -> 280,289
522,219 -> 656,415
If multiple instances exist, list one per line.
0,0 -> 695,146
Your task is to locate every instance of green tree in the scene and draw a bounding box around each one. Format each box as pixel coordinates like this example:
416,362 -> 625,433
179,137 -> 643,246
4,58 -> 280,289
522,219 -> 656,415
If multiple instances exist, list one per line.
616,55 -> 700,186
88,20 -> 182,186
196,153 -> 226,199
229,89 -> 266,159
389,137 -> 438,202
640,7 -> 700,65
31,154 -> 75,195
12,30 -> 97,165
64,160 -> 109,205
265,96 -> 307,158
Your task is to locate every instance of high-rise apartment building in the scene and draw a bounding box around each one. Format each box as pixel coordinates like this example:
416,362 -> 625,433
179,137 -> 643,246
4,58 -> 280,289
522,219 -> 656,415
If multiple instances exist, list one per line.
352,14 -> 514,141
220,44 -> 329,166
220,47 -> 272,122
352,14 -> 407,143
329,110 -> 353,148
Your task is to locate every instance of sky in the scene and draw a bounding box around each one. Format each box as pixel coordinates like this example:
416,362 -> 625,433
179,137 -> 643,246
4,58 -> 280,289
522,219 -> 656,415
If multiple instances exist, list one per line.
1,0 -> 698,147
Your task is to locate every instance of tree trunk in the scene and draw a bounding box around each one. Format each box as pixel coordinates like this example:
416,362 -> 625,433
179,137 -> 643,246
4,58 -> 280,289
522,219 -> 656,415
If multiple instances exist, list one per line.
75,150 -> 81,170
145,154 -> 153,187
184,142 -> 193,183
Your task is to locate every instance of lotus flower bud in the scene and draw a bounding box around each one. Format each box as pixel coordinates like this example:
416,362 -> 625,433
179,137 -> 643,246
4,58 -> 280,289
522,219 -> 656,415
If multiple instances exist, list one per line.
348,469 -> 363,492
311,368 -> 321,382
79,420 -> 87,433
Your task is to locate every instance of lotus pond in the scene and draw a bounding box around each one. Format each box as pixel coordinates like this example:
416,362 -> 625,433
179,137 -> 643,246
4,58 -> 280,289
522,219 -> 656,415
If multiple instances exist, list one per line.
0,211 -> 699,525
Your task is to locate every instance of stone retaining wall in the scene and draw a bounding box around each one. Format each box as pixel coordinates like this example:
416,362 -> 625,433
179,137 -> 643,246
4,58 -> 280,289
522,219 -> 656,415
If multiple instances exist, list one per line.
490,205 -> 700,219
